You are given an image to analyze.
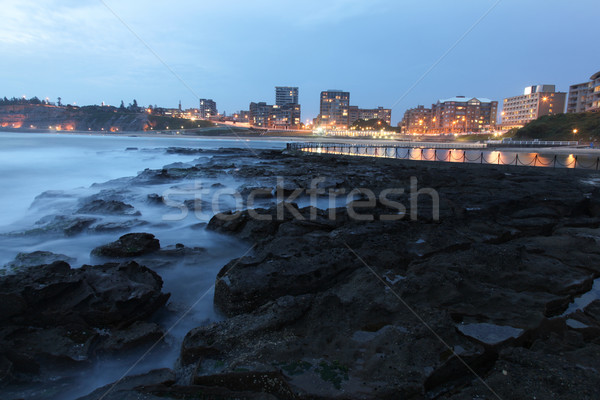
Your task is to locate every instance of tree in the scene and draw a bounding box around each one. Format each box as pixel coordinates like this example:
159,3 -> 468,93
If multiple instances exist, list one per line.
128,99 -> 140,112
119,100 -> 126,111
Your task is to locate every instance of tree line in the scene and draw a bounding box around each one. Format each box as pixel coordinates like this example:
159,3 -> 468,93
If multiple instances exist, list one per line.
0,96 -> 50,106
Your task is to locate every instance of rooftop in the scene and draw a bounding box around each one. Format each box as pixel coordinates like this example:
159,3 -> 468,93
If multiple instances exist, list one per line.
439,96 -> 493,104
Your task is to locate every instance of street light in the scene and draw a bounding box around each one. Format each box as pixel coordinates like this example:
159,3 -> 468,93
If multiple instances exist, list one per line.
573,129 -> 578,134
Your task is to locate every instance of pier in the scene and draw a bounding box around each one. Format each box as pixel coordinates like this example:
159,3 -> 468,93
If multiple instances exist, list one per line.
287,142 -> 600,170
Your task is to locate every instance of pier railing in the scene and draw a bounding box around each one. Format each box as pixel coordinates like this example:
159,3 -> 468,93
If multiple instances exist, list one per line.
487,140 -> 579,147
287,142 -> 600,170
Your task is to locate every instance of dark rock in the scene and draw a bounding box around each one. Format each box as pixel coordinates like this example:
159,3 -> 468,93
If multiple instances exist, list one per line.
134,244 -> 207,270
456,322 -> 524,346
0,260 -> 169,327
0,260 -> 169,386
183,198 -> 212,213
90,219 -> 148,233
15,215 -> 97,236
77,199 -> 141,216
181,295 -> 312,365
214,236 -> 359,316
584,300 -> 600,322
91,233 -> 160,258
3,251 -> 76,273
445,346 -> 600,400
95,321 -> 164,354
147,193 -> 165,205
165,147 -> 205,155
193,370 -> 297,399
75,368 -> 175,400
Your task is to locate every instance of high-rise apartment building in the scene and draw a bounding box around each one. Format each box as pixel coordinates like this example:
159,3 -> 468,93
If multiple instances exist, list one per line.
501,85 -> 566,130
430,96 -> 497,134
318,90 -> 350,129
275,87 -> 299,106
249,102 -> 273,128
400,105 -> 432,134
198,99 -> 218,119
567,71 -> 600,113
247,86 -> 302,129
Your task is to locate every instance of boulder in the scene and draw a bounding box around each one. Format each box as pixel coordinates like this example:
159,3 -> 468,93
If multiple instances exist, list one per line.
0,260 -> 170,384
91,233 -> 161,258
3,251 -> 76,273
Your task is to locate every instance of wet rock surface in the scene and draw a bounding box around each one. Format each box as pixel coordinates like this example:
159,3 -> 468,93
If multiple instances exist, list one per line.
76,199 -> 141,216
184,151 -> 600,399
91,232 -> 161,258
2,251 -> 76,274
7,148 -> 600,399
0,260 -> 170,391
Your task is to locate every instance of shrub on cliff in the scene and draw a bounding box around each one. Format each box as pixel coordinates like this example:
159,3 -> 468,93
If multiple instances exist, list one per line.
514,112 -> 600,140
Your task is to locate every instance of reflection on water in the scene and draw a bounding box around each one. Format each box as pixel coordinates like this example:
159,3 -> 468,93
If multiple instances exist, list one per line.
301,143 -> 597,170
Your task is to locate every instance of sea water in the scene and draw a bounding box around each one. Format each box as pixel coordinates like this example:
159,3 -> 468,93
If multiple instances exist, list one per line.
0,131 -> 286,399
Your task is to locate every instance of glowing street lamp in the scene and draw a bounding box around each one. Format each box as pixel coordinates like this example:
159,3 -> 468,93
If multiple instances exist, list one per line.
573,129 -> 578,135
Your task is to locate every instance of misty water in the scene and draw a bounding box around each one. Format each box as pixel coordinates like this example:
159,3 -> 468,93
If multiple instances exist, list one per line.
0,131 -> 288,399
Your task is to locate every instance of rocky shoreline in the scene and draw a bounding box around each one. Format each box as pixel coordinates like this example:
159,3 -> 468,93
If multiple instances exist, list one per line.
2,148 -> 600,399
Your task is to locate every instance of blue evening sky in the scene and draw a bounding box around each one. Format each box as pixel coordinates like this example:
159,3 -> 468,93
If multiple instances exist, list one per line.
1,0 -> 598,124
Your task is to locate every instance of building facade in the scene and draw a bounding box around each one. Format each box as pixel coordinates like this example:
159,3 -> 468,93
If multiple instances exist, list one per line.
248,86 -> 302,129
567,71 -> 600,113
249,102 -> 301,129
430,96 -> 497,134
357,107 -> 392,125
318,90 -> 350,129
501,85 -> 566,130
400,105 -> 432,134
272,104 -> 302,128
275,87 -> 299,106
198,99 -> 218,119
348,106 -> 359,126
346,105 -> 392,126
249,102 -> 274,128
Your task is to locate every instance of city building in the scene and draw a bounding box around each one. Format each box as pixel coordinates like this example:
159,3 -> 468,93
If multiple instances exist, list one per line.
358,107 -> 392,125
400,105 -> 432,134
567,71 -> 600,113
272,103 -> 301,128
248,86 -> 302,129
198,99 -> 218,119
501,85 -> 566,130
348,106 -> 359,126
273,86 -> 301,128
275,87 -> 299,106
248,101 -> 301,129
249,102 -> 273,128
233,110 -> 250,123
430,96 -> 498,134
318,90 -> 350,129
348,106 -> 391,126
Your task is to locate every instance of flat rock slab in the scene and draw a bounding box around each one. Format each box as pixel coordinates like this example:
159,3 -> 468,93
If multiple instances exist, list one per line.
457,322 -> 524,346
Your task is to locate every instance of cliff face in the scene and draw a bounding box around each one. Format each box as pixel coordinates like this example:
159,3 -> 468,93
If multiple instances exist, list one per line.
0,104 -> 150,132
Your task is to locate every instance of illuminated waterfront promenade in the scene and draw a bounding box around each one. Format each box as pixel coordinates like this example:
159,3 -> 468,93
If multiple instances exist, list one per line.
288,142 -> 600,170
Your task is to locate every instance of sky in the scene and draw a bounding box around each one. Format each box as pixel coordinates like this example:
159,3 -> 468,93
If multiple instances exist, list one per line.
1,0 -> 599,125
